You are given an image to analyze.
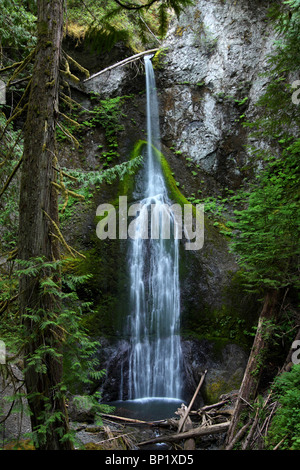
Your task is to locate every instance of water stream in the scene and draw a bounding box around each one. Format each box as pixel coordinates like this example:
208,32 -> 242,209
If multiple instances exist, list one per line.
125,55 -> 183,403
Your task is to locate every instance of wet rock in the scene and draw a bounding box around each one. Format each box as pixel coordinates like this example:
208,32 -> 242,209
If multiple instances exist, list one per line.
181,338 -> 248,405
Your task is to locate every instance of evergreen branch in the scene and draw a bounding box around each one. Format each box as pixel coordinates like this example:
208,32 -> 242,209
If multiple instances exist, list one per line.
52,165 -> 78,182
7,75 -> 32,88
59,92 -> 90,112
0,103 -> 28,142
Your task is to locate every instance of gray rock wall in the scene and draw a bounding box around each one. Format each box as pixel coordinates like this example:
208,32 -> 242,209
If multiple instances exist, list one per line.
157,0 -> 275,188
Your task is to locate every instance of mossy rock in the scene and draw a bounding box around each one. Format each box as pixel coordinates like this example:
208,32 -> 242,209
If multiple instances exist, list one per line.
3,439 -> 35,450
203,368 -> 244,404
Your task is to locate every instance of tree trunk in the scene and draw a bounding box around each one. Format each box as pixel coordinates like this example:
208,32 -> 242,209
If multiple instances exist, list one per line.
225,289 -> 279,448
18,0 -> 73,450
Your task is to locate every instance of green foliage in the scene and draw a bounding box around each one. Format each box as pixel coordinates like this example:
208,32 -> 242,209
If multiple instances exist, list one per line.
267,364 -> 300,449
244,0 -> 300,141
230,139 -> 300,293
232,141 -> 300,288
0,0 -> 36,59
57,94 -> 130,167
84,24 -> 130,54
0,112 -> 22,252
58,155 -> 143,224
0,256 -> 111,446
67,0 -> 194,51
67,0 -> 161,50
71,394 -> 113,426
90,95 -> 128,166
229,1 -> 300,293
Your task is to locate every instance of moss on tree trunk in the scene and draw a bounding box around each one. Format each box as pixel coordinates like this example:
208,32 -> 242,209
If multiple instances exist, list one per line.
18,0 -> 73,450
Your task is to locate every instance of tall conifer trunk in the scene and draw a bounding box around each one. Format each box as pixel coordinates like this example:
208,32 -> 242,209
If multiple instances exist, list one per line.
225,290 -> 280,448
18,0 -> 73,450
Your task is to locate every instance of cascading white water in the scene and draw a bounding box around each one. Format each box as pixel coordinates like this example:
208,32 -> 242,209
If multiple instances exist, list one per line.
127,55 -> 183,400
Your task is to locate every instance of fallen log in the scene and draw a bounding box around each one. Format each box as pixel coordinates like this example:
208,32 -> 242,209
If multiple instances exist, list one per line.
138,421 -> 230,446
198,400 -> 229,412
101,413 -> 152,425
100,412 -> 168,426
83,48 -> 160,82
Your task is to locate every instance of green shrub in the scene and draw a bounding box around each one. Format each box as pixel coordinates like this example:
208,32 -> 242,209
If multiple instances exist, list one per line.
267,364 -> 300,450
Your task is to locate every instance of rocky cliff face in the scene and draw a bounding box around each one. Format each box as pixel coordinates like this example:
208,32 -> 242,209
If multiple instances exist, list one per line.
157,0 -> 274,190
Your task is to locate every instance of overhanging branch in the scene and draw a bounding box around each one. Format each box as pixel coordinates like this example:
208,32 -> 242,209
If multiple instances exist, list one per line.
83,48 -> 159,82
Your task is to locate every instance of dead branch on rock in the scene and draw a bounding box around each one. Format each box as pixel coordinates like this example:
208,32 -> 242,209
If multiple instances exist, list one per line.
83,48 -> 160,83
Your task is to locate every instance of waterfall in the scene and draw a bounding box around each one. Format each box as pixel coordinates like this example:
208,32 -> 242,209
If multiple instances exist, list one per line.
126,55 -> 183,400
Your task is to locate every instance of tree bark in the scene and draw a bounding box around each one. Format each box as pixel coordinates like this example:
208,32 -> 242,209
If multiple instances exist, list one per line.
18,0 -> 73,450
225,289 -> 279,448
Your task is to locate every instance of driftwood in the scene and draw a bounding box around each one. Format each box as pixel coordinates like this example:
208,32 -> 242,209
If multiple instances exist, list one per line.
100,412 -> 168,426
196,400 -> 229,412
177,370 -> 207,433
176,405 -> 195,450
138,422 -> 230,446
83,48 -> 160,83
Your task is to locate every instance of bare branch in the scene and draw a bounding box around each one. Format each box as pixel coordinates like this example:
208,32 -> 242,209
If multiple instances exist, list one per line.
83,48 -> 160,82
